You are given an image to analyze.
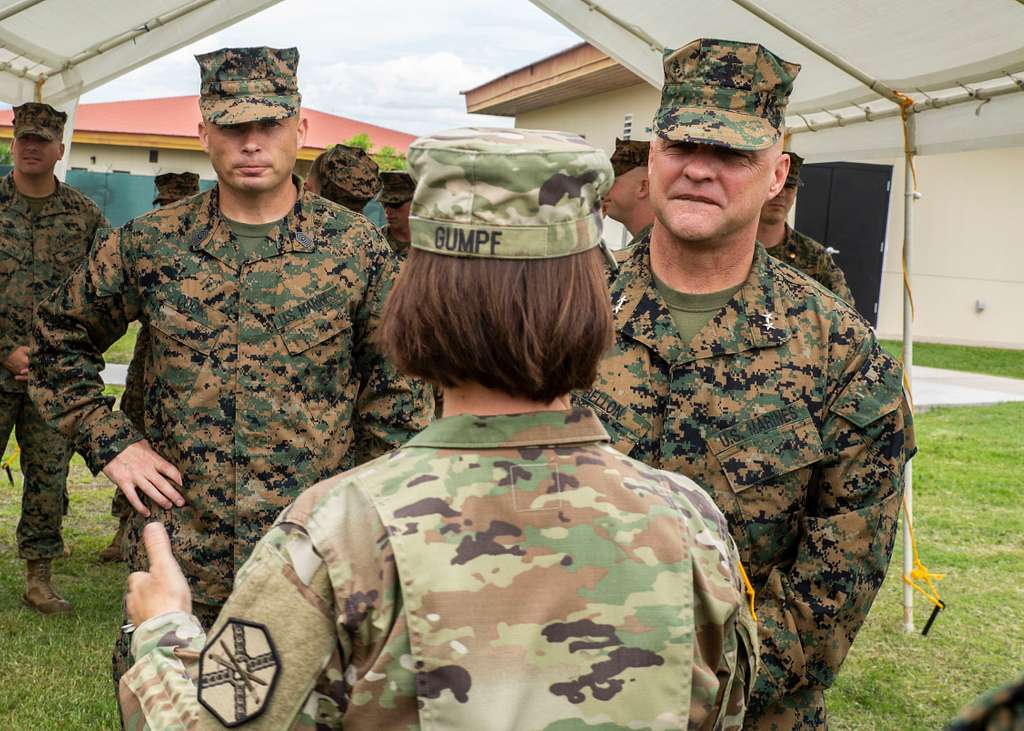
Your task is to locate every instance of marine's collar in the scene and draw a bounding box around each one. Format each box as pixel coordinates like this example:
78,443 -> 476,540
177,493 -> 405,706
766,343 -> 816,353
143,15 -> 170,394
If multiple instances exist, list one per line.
406,407 -> 610,449
610,230 -> 792,365
188,175 -> 319,267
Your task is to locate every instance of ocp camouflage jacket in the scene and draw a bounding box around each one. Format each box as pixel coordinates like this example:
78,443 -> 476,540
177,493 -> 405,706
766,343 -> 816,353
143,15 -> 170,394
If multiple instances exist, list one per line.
119,408 -> 757,730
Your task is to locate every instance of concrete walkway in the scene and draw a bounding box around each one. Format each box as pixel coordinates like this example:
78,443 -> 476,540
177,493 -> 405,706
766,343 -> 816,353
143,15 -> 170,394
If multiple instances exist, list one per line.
100,362 -> 1024,411
910,365 -> 1024,410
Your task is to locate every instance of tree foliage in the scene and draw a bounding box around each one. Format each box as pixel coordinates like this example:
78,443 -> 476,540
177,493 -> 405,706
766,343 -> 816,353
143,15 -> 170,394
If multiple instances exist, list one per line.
341,133 -> 406,171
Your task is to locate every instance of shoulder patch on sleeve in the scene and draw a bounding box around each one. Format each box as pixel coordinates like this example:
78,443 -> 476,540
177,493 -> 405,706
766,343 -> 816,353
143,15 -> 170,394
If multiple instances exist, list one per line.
198,618 -> 281,727
830,349 -> 905,428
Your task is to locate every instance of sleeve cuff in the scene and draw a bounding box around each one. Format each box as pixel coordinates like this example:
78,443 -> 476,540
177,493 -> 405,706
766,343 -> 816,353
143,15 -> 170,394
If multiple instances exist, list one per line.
131,611 -> 205,661
78,409 -> 144,475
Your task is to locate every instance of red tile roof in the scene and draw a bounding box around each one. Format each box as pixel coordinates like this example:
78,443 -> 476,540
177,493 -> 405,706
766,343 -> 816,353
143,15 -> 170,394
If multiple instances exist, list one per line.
0,95 -> 416,152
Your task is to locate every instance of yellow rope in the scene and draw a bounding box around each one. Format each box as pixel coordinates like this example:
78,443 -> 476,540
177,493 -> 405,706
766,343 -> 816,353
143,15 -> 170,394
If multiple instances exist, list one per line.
736,558 -> 757,623
900,491 -> 945,609
1,443 -> 20,484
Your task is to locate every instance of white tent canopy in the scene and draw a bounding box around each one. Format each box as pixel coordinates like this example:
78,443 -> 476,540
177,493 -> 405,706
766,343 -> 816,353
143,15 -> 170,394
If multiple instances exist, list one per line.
530,0 -> 1024,631
0,0 -> 284,176
529,0 -> 1024,159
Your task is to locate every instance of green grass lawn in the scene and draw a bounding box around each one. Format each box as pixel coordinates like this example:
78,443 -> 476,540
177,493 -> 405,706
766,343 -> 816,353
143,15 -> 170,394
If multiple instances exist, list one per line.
881,339 -> 1024,381
103,322 -> 140,365
1,399 -> 1021,728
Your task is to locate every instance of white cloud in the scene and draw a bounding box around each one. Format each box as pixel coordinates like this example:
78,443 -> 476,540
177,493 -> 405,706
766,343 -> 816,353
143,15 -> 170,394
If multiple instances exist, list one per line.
79,0 -> 581,135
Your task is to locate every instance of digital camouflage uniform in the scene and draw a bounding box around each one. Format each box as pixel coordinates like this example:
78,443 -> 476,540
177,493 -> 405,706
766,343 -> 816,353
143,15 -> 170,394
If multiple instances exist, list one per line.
118,128 -> 758,731
29,46 -> 432,677
948,675 -> 1024,731
107,172 -> 203,554
380,170 -> 414,258
576,39 -> 916,730
769,225 -> 855,305
0,103 -> 108,567
314,144 -> 382,212
764,153 -> 855,305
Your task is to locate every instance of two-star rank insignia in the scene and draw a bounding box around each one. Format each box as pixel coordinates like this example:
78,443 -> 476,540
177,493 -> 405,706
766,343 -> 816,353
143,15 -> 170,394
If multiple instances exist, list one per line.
198,618 -> 280,727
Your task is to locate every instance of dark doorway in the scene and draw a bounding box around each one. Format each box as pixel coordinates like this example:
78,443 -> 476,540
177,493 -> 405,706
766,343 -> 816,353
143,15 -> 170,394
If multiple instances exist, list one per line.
795,162 -> 893,326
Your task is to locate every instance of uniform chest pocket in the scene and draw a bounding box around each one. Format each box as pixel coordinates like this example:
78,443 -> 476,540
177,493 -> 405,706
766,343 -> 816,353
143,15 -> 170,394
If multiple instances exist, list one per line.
275,309 -> 350,356
706,403 -> 824,493
150,303 -> 216,357
0,241 -> 22,276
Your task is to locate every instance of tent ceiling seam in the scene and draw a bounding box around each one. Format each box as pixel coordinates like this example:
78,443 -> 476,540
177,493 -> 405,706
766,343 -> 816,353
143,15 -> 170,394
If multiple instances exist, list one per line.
33,0 -> 220,82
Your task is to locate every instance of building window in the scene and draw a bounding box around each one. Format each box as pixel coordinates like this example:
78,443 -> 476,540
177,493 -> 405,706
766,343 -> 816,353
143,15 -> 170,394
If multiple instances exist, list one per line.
90,156 -> 97,164
113,170 -> 130,174
149,149 -> 159,163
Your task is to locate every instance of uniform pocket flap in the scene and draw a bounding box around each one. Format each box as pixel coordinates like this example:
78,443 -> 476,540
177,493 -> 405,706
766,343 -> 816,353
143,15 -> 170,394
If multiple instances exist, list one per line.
707,404 -> 824,492
275,310 -> 349,355
151,303 -> 216,356
830,351 -> 904,429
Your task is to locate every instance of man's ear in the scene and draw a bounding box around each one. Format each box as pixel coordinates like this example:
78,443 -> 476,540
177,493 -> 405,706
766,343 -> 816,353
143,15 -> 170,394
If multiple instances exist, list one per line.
198,121 -> 210,153
767,150 -> 790,199
295,116 -> 308,149
636,175 -> 650,201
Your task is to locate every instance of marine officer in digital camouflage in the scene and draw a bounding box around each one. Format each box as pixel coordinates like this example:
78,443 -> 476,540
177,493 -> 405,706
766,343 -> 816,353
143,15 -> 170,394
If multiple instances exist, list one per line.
604,138 -> 655,243
756,152 -> 855,304
0,102 -> 108,614
117,127 -> 758,731
947,674 -> 1024,731
304,143 -> 382,213
576,38 -> 916,729
28,46 -> 432,687
380,170 -> 414,257
100,171 -> 203,563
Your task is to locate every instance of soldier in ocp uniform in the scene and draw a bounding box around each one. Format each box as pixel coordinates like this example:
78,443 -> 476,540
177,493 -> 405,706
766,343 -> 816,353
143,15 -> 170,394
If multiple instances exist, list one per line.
101,171 -> 203,563
603,138 -> 654,243
576,38 -> 915,729
304,143 -> 381,213
29,46 -> 432,690
117,126 -> 757,731
757,152 -> 855,304
0,102 -> 108,614
380,170 -> 414,258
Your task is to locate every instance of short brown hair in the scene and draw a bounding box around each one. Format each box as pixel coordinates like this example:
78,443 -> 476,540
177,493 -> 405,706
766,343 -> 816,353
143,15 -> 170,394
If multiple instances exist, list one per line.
379,248 -> 613,403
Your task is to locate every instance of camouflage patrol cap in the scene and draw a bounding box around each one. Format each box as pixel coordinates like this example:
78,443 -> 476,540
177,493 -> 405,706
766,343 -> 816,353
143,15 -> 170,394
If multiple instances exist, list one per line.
318,144 -> 382,205
12,102 -> 67,141
196,46 -> 300,125
407,127 -> 613,260
379,171 -> 415,207
609,138 -> 649,177
784,151 -> 804,188
153,172 -> 200,205
655,38 -> 801,151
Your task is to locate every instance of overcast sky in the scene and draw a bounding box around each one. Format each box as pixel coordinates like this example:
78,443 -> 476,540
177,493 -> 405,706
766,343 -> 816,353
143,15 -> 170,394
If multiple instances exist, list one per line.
80,0 -> 583,136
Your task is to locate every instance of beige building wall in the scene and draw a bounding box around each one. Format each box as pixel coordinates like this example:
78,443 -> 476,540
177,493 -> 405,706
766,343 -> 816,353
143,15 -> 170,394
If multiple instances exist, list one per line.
515,84 -> 1024,349
66,143 -> 217,179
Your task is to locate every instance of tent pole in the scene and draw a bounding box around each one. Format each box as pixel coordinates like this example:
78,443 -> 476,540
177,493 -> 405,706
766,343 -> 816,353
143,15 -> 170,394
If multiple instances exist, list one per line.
53,96 -> 79,183
901,110 -> 917,633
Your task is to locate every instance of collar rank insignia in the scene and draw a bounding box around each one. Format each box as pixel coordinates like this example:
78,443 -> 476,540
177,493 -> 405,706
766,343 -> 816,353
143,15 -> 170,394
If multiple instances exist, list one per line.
198,618 -> 280,727
762,312 -> 775,331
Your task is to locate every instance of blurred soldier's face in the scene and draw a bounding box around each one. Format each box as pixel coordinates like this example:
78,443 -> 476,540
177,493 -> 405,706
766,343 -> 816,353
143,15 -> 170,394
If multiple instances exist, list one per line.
603,167 -> 647,225
759,183 -> 798,227
648,137 -> 788,245
303,166 -> 320,194
384,200 -> 412,241
200,115 -> 308,197
12,134 -> 64,177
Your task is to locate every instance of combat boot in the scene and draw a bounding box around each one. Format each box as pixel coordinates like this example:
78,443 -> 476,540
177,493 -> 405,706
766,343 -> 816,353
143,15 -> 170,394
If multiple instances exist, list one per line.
97,518 -> 126,562
24,559 -> 72,615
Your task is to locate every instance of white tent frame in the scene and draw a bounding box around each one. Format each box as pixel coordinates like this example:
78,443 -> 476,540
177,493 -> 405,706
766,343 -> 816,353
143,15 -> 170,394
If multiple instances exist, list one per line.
0,0 -> 284,178
530,0 -> 1024,631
